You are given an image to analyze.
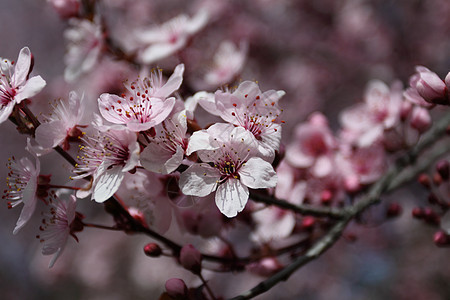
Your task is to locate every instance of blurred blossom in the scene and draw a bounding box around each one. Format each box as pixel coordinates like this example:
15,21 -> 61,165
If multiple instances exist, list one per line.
135,11 -> 209,64
64,18 -> 103,82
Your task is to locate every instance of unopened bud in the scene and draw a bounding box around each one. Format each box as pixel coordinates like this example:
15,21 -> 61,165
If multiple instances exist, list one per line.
434,231 -> 450,247
410,106 -> 431,133
418,173 -> 431,189
179,244 -> 202,274
49,0 -> 80,19
320,190 -> 333,205
412,207 -> 424,219
436,160 -> 450,180
165,278 -> 188,299
386,203 -> 402,218
144,243 -> 162,257
415,66 -> 449,105
301,216 -> 315,230
433,173 -> 443,186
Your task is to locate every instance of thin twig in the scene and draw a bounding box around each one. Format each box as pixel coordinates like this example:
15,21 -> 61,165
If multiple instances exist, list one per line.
250,191 -> 346,219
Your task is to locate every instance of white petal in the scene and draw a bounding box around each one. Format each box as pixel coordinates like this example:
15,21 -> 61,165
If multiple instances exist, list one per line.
35,120 -> 67,149
239,157 -> 277,189
154,63 -> 184,98
0,101 -> 15,124
179,163 -> 220,197
93,165 -> 125,203
215,178 -> 249,218
11,47 -> 31,87
186,130 -> 218,156
15,76 -> 46,102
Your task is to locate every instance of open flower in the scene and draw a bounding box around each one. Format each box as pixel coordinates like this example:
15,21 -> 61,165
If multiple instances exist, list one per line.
140,108 -> 188,174
179,123 -> 277,217
35,91 -> 87,150
213,81 -> 285,162
38,194 -> 78,268
285,113 -> 336,177
135,11 -> 208,64
73,126 -> 140,202
0,47 -> 46,124
64,18 -> 103,82
3,139 -> 40,234
204,40 -> 247,87
98,64 -> 184,132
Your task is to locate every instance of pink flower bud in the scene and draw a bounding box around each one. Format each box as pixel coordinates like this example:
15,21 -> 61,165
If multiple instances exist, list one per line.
410,106 -> 431,133
434,231 -> 450,247
415,66 -> 448,105
386,203 -> 402,218
301,216 -> 315,230
412,207 -> 424,219
49,0 -> 80,19
418,173 -> 431,189
144,243 -> 162,257
246,257 -> 283,277
179,244 -> 202,274
436,160 -> 450,180
165,278 -> 188,298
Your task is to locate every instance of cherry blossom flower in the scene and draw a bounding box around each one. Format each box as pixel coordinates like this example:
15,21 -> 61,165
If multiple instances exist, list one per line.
339,80 -> 403,147
117,169 -> 173,233
180,123 -> 277,217
204,40 -> 247,87
64,18 -> 103,82
213,81 -> 285,162
3,139 -> 40,234
38,194 -> 77,268
35,91 -> 87,150
336,143 -> 386,187
285,113 -> 336,177
135,11 -> 208,64
251,206 -> 296,243
73,127 -> 140,202
140,108 -> 188,174
98,64 -> 184,132
0,47 -> 46,124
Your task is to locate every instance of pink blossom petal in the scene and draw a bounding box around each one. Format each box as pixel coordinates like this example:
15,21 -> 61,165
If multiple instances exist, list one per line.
11,47 -> 31,87
35,120 -> 67,149
93,165 -> 125,203
215,178 -> 249,218
98,94 -> 128,124
154,64 -> 184,99
239,157 -> 277,189
179,163 -> 220,197
15,75 -> 46,103
0,102 -> 15,124
13,173 -> 38,235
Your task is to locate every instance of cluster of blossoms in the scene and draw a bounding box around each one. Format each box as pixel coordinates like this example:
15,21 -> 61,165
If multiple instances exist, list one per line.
3,0 -> 450,298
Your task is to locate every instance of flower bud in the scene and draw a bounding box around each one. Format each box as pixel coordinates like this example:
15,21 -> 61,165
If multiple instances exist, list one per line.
301,216 -> 315,230
410,106 -> 431,133
49,0 -> 80,19
412,207 -> 424,219
434,231 -> 450,247
436,160 -> 450,180
415,66 -> 448,105
179,244 -> 202,274
165,278 -> 188,299
386,203 -> 402,218
144,243 -> 162,257
418,173 -> 431,189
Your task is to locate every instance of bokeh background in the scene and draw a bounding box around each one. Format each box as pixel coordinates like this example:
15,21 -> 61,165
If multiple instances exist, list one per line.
1,0 -> 450,299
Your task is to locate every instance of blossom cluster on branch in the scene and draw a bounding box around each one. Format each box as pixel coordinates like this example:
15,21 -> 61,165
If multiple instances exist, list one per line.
2,0 -> 450,299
